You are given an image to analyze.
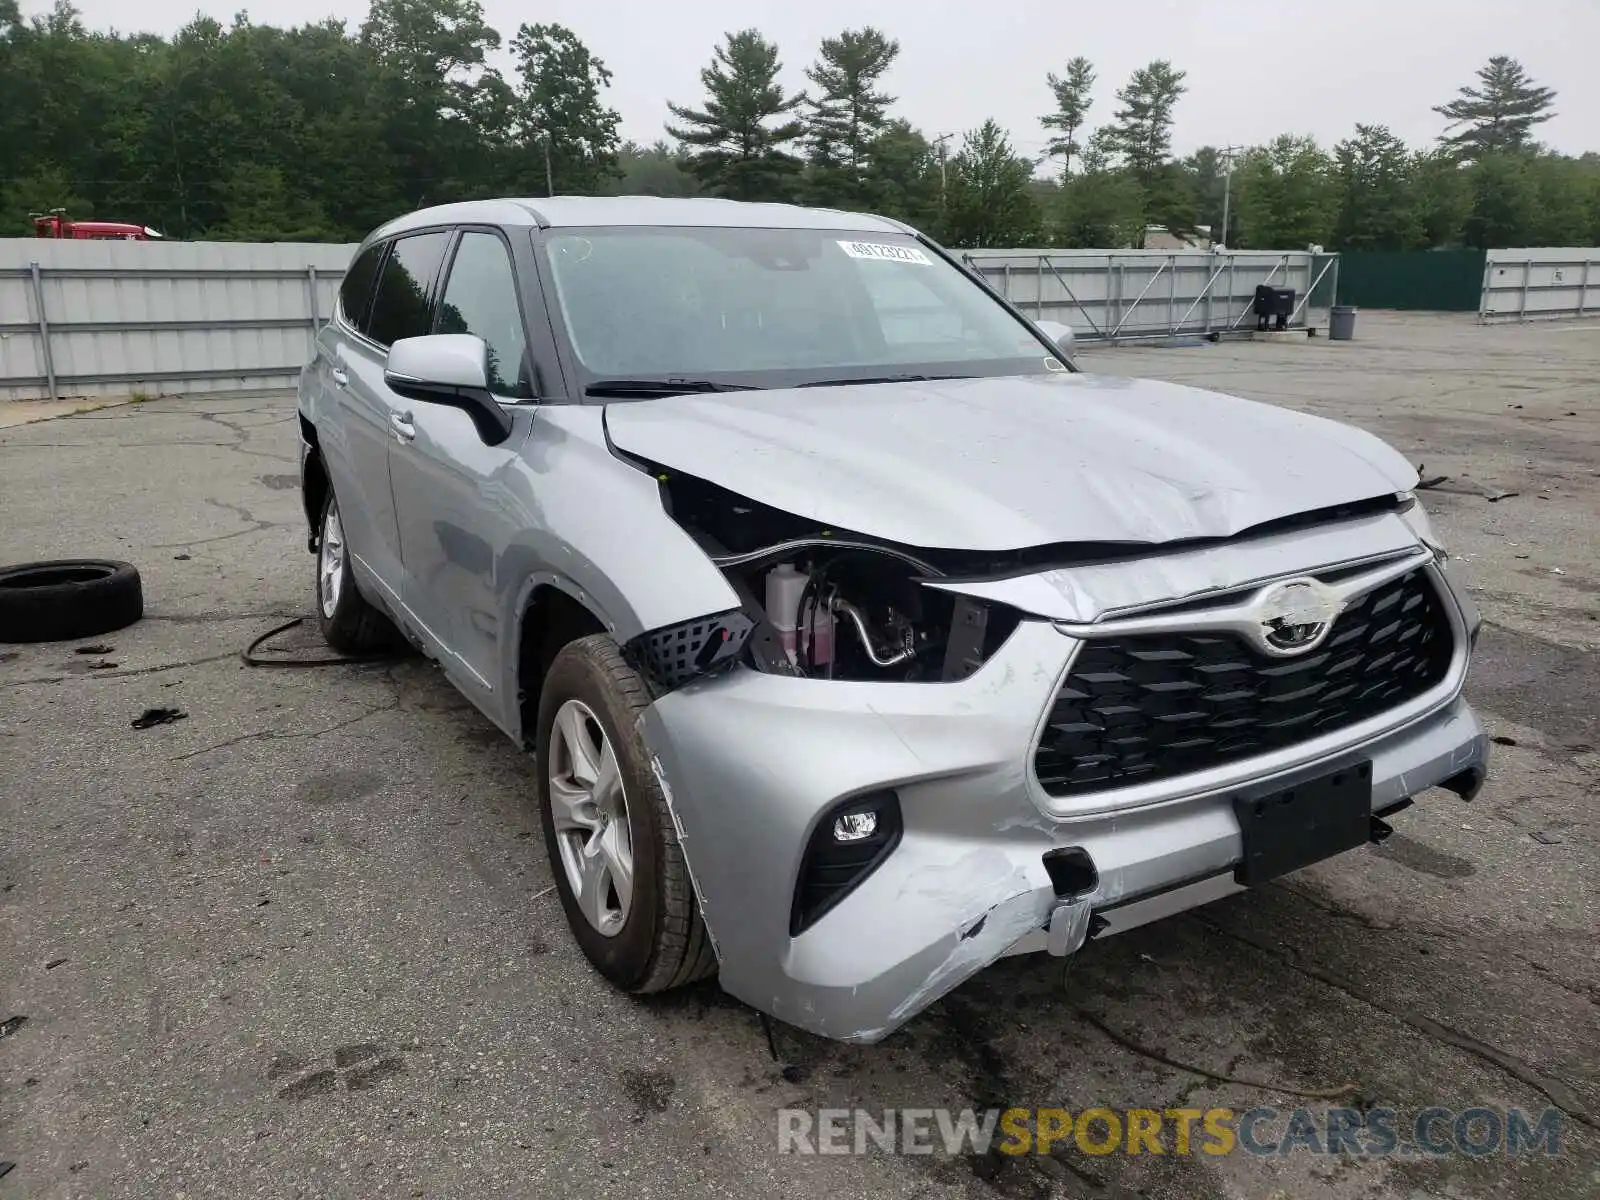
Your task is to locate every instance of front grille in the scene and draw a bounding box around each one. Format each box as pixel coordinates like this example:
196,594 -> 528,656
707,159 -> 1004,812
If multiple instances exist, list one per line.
1033,569 -> 1455,797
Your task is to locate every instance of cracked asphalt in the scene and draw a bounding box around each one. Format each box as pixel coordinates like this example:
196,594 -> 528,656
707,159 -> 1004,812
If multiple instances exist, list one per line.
1,312 -> 1596,1199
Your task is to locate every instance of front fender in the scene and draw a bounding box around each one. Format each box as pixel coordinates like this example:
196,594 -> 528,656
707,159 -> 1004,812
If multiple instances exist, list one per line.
492,406 -> 743,716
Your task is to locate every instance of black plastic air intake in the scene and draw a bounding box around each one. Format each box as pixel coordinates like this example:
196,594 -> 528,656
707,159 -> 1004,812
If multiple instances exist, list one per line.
625,609 -> 753,691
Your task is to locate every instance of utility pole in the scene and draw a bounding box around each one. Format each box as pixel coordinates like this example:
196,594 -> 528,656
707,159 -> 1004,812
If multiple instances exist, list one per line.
542,133 -> 555,197
1217,144 -> 1246,248
932,133 -> 954,207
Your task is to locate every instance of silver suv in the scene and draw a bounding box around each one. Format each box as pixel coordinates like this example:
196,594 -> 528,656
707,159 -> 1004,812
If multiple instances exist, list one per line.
297,197 -> 1489,1043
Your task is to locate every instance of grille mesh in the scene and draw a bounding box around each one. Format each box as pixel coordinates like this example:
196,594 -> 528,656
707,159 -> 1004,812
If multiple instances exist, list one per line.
1033,569 -> 1454,797
632,610 -> 752,690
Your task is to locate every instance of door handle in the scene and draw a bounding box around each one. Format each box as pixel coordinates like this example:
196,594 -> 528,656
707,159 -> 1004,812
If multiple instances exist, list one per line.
331,368 -> 349,388
390,412 -> 416,442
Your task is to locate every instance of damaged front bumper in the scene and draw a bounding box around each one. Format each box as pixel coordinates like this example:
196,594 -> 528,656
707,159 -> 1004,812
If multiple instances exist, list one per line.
642,584 -> 1489,1043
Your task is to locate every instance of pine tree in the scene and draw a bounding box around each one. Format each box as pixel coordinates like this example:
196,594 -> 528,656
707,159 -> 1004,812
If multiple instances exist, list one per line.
1040,56 -> 1095,177
1054,132 -> 1145,248
802,26 -> 898,206
1332,124 -> 1416,250
863,118 -> 940,231
1101,60 -> 1190,236
1104,60 -> 1186,178
605,140 -> 699,197
666,29 -> 805,202
942,119 -> 1040,249
1434,56 -> 1556,159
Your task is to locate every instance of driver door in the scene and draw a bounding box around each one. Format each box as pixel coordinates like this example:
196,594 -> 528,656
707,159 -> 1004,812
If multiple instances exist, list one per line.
388,228 -> 542,713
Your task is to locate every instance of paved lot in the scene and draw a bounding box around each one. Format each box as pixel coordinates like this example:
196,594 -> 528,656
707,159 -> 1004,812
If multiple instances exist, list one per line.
1,311 -> 1596,1199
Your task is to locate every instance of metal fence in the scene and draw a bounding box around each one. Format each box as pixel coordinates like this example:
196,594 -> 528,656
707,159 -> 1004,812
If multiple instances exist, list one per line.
960,248 -> 1339,342
2,238 -> 1345,405
0,238 -> 357,403
1479,248 -> 1600,323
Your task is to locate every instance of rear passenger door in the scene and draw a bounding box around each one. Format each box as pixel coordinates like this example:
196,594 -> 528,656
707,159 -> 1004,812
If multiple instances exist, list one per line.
311,241 -> 395,590
333,229 -> 452,614
388,227 -> 541,707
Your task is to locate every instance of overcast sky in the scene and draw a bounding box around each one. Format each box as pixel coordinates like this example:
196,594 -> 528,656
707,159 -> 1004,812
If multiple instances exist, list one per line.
44,0 -> 1598,160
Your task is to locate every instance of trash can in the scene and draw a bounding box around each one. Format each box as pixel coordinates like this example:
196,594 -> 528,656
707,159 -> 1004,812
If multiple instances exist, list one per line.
1329,305 -> 1357,341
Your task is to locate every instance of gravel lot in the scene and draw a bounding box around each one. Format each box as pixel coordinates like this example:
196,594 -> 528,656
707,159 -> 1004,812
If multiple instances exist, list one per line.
1,311 -> 1596,1199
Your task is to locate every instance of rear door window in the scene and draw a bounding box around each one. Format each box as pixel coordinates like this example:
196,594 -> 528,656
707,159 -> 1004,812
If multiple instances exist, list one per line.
338,242 -> 386,334
366,231 -> 452,348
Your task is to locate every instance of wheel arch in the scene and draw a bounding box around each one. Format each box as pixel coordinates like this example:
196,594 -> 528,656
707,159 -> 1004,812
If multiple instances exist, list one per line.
512,576 -> 610,748
299,415 -> 330,551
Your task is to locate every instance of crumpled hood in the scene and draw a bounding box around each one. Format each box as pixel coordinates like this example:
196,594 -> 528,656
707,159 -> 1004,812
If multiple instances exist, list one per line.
603,373 -> 1418,551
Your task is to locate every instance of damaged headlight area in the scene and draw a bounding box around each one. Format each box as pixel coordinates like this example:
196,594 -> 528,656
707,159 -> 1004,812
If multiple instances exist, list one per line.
630,465 -> 1023,687
1398,490 -> 1448,562
625,607 -> 754,689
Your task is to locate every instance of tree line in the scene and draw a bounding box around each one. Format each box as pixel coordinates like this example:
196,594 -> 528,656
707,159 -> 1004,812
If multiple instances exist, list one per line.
4,0 -> 1597,251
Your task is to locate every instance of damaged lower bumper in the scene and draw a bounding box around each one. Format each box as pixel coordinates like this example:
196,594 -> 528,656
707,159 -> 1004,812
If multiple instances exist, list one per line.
641,613 -> 1489,1044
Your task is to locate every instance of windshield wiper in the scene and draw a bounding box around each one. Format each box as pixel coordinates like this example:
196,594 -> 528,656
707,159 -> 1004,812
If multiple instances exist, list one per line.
584,378 -> 759,398
794,373 -> 968,388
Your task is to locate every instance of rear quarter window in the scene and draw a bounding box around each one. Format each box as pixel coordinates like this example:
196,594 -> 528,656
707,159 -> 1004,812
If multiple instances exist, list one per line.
338,243 -> 386,334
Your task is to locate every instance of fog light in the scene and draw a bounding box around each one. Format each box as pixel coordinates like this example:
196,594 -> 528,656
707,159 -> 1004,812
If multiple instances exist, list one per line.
791,790 -> 903,936
832,810 -> 879,842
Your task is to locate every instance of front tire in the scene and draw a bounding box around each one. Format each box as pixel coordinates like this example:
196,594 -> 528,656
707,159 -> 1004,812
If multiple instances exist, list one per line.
536,634 -> 716,993
314,489 -> 394,655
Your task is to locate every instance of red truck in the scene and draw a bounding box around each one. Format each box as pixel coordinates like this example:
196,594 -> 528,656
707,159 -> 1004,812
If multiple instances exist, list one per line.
31,210 -> 163,240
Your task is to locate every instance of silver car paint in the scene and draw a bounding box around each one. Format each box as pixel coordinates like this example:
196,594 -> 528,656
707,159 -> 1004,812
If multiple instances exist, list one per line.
642,596 -> 1486,1042
299,197 -> 1490,1045
305,330 -> 408,606
603,373 -> 1419,551
305,382 -> 744,735
925,508 -> 1427,622
364,195 -> 911,238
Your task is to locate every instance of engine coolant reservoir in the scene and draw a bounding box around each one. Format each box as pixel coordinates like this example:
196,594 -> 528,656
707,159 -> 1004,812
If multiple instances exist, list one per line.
764,562 -> 833,667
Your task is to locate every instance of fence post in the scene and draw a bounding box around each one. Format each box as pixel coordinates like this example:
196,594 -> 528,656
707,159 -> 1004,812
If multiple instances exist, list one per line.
1205,252 -> 1217,333
1166,254 -> 1178,333
28,262 -> 59,403
1113,257 -> 1125,336
306,265 -> 321,334
1227,256 -> 1237,332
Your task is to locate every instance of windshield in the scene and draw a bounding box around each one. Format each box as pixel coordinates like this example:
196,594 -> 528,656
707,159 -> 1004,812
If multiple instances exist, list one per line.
537,225 -> 1069,392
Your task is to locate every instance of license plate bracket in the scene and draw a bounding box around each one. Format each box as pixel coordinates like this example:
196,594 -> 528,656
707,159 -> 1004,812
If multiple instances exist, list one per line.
1232,761 -> 1373,886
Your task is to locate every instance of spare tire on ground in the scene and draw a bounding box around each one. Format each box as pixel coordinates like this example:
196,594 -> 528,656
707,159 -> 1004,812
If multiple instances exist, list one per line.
0,560 -> 144,643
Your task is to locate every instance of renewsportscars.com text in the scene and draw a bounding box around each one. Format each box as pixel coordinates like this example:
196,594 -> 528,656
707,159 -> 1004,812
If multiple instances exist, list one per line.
777,1105 -> 1566,1158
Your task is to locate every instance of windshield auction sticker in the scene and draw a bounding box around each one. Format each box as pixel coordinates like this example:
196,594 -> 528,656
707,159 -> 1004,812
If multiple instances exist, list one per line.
838,240 -> 932,265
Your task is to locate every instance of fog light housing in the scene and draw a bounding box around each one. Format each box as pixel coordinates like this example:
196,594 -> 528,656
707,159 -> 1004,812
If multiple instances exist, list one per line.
791,790 -> 902,936
832,810 -> 879,842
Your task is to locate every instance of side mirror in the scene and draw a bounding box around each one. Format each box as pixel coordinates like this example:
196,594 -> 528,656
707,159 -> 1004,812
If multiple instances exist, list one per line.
1035,319 -> 1077,363
384,334 -> 514,445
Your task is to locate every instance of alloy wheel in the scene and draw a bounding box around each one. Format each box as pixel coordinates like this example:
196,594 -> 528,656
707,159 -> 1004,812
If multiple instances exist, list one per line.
319,500 -> 344,619
548,698 -> 635,937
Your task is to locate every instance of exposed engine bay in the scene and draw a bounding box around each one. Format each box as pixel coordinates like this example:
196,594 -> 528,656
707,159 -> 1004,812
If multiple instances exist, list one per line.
623,460 -> 1409,690
737,550 -> 971,682
648,465 -> 1021,683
